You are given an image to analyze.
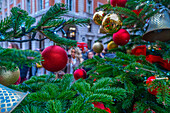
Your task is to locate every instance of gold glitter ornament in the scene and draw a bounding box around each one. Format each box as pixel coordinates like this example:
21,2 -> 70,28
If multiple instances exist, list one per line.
107,41 -> 118,50
98,25 -> 107,34
93,42 -> 104,53
93,11 -> 105,25
0,67 -> 20,86
102,13 -> 122,33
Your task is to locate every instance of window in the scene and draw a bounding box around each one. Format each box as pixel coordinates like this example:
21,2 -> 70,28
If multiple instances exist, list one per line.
10,0 -> 13,4
87,39 -> 92,49
87,0 -> 92,14
0,1 -> 2,12
27,0 -> 31,14
45,0 -> 49,8
38,0 -> 43,11
5,0 -> 7,8
87,23 -> 92,32
5,12 -> 7,17
66,0 -> 73,11
97,2 -> 103,7
0,15 -> 2,20
17,3 -> 21,8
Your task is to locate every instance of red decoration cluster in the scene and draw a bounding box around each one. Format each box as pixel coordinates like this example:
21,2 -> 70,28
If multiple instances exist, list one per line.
92,102 -> 111,113
131,45 -> 170,70
41,45 -> 68,72
113,29 -> 130,46
146,76 -> 158,95
110,0 -> 127,7
77,42 -> 88,51
73,69 -> 87,80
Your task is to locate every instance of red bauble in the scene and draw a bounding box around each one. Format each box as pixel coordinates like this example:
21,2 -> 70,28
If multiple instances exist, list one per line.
13,76 -> 21,85
73,69 -> 87,80
132,9 -> 143,16
146,76 -> 158,95
143,109 -> 156,113
113,29 -> 130,46
92,102 -> 111,113
41,45 -> 68,72
110,0 -> 127,7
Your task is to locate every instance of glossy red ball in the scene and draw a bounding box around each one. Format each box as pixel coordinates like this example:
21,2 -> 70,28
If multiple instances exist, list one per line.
113,29 -> 130,46
41,45 -> 68,72
110,0 -> 127,7
146,76 -> 158,95
73,69 -> 87,80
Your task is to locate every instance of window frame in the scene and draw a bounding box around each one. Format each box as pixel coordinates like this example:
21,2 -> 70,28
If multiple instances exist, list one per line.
65,0 -> 75,12
86,0 -> 93,14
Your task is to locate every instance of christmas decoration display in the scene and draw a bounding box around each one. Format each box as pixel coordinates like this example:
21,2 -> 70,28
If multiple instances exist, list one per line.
98,25 -> 107,34
93,11 -> 105,25
110,0 -> 127,7
13,76 -> 21,85
73,69 -> 87,80
0,84 -> 28,113
0,67 -> 20,86
146,76 -> 158,95
41,45 -> 68,72
102,13 -> 122,33
112,29 -> 130,45
107,41 -> 118,50
92,102 -> 111,113
143,10 -> 170,42
92,42 -> 104,53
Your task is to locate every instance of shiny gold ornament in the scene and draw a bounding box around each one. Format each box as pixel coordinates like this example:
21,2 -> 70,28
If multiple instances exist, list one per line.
98,25 -> 107,34
93,42 -> 104,53
126,49 -> 132,54
0,84 -> 28,113
93,11 -> 105,25
107,41 -> 118,50
143,10 -> 170,42
0,67 -> 20,86
102,13 -> 122,33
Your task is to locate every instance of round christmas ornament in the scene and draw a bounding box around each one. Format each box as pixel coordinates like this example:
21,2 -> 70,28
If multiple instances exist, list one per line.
0,67 -> 20,86
93,11 -> 105,25
102,13 -> 122,33
73,69 -> 87,80
113,29 -> 130,46
107,41 -> 118,50
146,76 -> 158,95
41,45 -> 68,72
92,42 -> 104,53
110,0 -> 127,7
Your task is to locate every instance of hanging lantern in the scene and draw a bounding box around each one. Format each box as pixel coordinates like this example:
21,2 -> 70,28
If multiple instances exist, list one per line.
0,84 -> 29,113
98,26 -> 107,34
102,13 -> 122,33
93,11 -> 105,25
143,10 -> 170,42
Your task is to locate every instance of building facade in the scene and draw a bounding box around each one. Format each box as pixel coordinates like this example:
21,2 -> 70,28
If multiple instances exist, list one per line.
0,0 -> 109,50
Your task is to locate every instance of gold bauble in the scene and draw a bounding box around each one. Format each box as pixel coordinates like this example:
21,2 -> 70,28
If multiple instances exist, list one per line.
0,67 -> 20,86
98,25 -> 107,34
93,11 -> 105,25
126,49 -> 132,54
93,42 -> 104,53
107,41 -> 118,50
102,13 -> 122,33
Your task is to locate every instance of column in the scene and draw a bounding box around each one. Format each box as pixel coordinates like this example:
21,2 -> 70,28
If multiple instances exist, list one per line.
22,0 -> 25,10
2,0 -> 5,19
7,0 -> 10,16
14,0 -> 16,7
32,0 -> 35,14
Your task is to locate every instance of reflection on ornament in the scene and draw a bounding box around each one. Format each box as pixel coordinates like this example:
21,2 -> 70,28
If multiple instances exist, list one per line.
93,11 -> 105,25
102,13 -> 122,33
0,84 -> 28,113
0,67 -> 20,86
107,41 -> 118,50
98,26 -> 107,34
93,42 -> 104,53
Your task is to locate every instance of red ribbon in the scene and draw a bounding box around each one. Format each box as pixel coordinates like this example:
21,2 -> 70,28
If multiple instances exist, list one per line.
131,45 -> 170,70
